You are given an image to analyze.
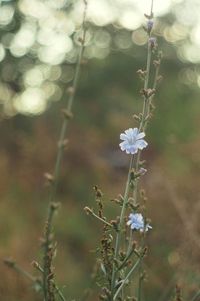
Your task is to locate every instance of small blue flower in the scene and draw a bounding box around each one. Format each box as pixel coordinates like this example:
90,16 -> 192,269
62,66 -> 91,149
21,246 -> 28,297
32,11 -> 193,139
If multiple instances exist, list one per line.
119,128 -> 148,155
127,213 -> 152,232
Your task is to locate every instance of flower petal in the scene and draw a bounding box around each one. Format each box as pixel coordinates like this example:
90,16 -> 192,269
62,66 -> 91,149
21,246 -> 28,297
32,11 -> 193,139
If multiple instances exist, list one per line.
125,128 -> 134,139
128,145 -> 138,154
132,128 -> 139,136
135,139 -> 148,150
119,141 -> 128,151
120,133 -> 128,141
136,132 -> 145,139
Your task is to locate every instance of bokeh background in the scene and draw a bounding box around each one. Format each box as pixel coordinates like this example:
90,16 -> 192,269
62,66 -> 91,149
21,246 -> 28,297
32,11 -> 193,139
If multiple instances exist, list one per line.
1,0 -> 200,300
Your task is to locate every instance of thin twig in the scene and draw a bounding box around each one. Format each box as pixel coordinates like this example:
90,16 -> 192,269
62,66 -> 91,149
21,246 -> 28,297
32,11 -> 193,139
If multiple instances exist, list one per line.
4,258 -> 67,301
42,1 -> 88,300
89,212 -> 113,228
33,261 -> 66,301
4,259 -> 36,282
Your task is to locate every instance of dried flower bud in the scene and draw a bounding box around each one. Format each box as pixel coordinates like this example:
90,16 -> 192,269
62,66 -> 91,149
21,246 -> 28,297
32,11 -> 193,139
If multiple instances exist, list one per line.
58,139 -> 68,150
3,258 -> 15,268
144,12 -> 154,19
153,59 -> 160,67
110,198 -> 122,205
131,203 -> 140,210
93,185 -> 103,198
62,109 -> 73,120
67,86 -> 75,95
157,75 -> 163,83
50,202 -> 60,211
78,37 -> 84,45
99,295 -> 107,300
141,88 -> 156,98
44,172 -> 54,181
31,261 -> 39,269
110,219 -> 119,232
84,206 -> 93,215
133,114 -> 141,122
128,197 -> 135,204
149,37 -> 157,49
137,69 -> 147,78
142,246 -> 148,256
139,167 -> 147,176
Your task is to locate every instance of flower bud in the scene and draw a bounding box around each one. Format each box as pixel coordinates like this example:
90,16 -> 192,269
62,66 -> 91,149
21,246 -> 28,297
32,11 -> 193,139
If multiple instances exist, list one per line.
147,20 -> 153,33
149,37 -> 157,49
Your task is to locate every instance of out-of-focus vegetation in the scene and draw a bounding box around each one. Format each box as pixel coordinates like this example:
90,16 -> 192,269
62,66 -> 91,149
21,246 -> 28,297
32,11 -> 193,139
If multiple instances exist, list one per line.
1,0 -> 200,300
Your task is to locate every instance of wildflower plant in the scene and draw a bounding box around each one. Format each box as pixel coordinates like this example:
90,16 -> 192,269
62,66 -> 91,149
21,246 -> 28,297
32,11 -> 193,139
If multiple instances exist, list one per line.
85,0 -> 162,300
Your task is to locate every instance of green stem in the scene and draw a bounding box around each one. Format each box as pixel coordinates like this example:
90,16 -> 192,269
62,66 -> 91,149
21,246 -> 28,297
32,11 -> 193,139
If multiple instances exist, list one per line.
34,263 -> 67,301
137,235 -> 145,301
42,1 -> 88,299
110,156 -> 133,297
137,266 -> 143,301
113,257 -> 141,301
125,1 -> 157,299
117,248 -> 135,272
126,31 -> 153,259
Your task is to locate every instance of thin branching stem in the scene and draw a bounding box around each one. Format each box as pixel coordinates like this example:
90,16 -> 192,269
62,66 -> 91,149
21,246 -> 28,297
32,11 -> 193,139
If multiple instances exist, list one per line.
33,262 -> 66,301
117,248 -> 135,272
111,156 -> 133,297
42,1 -> 88,300
89,211 -> 113,228
111,1 -> 157,298
4,259 -> 67,301
126,0 -> 159,256
113,257 -> 142,301
4,259 -> 36,282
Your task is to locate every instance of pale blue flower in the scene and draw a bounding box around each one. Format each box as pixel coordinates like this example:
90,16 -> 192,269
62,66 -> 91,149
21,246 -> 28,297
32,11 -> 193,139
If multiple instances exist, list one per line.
119,128 -> 148,154
127,213 -> 152,232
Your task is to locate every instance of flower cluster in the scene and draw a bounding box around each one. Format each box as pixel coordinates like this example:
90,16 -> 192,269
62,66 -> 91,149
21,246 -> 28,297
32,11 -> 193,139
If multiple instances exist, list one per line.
119,128 -> 148,155
127,213 -> 152,232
